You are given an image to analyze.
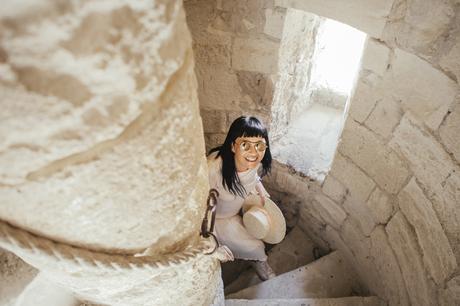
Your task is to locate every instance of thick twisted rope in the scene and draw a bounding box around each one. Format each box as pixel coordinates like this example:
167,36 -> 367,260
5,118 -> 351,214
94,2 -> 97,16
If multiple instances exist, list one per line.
0,220 -> 215,272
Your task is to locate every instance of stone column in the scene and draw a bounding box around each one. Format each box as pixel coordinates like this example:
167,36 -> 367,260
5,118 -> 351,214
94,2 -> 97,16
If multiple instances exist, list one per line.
0,0 -> 221,305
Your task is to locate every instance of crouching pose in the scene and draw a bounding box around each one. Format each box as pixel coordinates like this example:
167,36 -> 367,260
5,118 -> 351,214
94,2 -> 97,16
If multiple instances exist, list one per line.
207,116 -> 285,281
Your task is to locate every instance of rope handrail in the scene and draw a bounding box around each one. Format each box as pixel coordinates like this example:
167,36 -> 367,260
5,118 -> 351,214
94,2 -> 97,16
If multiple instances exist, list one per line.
0,220 -> 215,272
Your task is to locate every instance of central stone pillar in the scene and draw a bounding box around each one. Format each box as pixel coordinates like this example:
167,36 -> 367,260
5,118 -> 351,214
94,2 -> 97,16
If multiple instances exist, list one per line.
0,0 -> 221,305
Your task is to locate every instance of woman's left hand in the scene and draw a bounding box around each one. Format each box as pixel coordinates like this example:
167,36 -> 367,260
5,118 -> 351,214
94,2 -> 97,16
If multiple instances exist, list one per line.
255,181 -> 269,206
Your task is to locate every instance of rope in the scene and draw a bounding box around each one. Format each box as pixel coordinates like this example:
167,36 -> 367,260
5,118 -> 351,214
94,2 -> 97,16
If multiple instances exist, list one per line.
0,220 -> 215,272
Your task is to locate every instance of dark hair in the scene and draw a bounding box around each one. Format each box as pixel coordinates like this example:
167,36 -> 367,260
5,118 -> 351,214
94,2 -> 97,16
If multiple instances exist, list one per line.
209,116 -> 272,197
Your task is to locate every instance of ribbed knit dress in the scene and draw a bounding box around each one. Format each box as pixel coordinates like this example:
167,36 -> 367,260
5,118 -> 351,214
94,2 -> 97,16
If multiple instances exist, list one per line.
207,152 -> 267,261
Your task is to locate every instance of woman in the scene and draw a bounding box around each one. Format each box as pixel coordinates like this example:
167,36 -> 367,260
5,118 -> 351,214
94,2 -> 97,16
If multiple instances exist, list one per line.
207,116 -> 275,280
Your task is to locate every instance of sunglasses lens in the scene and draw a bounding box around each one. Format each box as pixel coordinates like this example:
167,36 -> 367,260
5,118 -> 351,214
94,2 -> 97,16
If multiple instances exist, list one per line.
241,141 -> 251,151
256,142 -> 267,151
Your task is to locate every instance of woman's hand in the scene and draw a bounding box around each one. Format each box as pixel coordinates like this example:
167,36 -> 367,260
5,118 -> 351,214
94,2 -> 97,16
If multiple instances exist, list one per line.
214,245 -> 234,262
255,181 -> 270,206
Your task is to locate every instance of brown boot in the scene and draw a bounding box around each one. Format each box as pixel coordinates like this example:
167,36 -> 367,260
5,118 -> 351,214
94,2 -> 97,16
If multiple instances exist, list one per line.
250,260 -> 276,281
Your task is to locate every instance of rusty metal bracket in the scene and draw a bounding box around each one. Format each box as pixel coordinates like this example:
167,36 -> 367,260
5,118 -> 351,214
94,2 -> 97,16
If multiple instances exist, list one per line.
201,188 -> 219,254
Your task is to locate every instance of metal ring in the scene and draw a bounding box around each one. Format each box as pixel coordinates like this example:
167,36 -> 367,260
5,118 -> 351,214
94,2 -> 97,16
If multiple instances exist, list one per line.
203,233 -> 219,255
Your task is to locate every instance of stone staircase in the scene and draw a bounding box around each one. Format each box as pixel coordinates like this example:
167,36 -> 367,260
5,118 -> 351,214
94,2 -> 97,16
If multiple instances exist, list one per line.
224,227 -> 386,306
225,297 -> 385,306
0,250 -> 37,306
1,226 -> 386,306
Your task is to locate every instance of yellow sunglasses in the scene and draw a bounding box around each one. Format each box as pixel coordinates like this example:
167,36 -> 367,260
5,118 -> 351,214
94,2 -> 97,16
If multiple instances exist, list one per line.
235,139 -> 267,153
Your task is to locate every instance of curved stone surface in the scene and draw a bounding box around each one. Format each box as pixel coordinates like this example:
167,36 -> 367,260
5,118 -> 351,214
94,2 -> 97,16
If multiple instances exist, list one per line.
0,221 -> 221,306
0,0 -> 208,254
185,1 -> 460,306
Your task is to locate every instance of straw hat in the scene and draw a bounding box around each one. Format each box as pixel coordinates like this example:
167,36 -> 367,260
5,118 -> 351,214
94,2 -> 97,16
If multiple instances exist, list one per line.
242,194 -> 286,244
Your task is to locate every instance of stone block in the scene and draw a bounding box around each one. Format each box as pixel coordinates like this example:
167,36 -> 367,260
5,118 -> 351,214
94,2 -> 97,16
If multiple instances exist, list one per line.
312,194 -> 347,230
184,0 -> 216,42
389,114 -> 453,194
369,226 -> 410,306
329,153 -> 375,203
438,276 -> 460,306
340,219 -> 373,272
298,207 -> 329,246
277,8 -> 318,76
398,178 -> 457,284
226,111 -> 245,126
439,38 -> 460,82
382,0 -> 454,53
343,196 -> 376,236
341,218 -> 371,254
365,187 -> 393,224
429,171 -> 460,263
439,99 -> 460,163
204,133 -> 226,152
383,49 -> 457,130
348,80 -> 381,123
339,119 -> 410,194
364,97 -> 403,139
361,39 -> 390,76
192,38 -> 232,66
286,174 -> 309,198
386,212 -> 437,306
235,71 -> 270,109
218,0 -> 266,34
322,174 -> 347,204
200,109 -> 228,133
195,64 -> 243,110
232,37 -> 280,74
274,0 -> 393,38
275,168 -> 291,192
390,114 -> 460,262
264,8 -> 286,39
323,225 -> 371,296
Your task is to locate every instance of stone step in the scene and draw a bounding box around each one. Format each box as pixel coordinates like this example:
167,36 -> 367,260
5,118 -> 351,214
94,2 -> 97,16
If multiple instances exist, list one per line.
14,272 -> 80,306
225,296 -> 386,306
225,226 -> 317,295
226,251 -> 360,300
0,249 -> 38,306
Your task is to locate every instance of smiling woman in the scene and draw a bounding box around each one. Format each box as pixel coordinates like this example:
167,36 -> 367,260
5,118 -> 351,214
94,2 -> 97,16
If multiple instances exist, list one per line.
207,116 -> 285,281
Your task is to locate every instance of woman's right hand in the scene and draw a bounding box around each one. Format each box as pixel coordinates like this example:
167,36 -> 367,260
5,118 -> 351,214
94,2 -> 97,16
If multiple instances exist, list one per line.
214,245 -> 234,262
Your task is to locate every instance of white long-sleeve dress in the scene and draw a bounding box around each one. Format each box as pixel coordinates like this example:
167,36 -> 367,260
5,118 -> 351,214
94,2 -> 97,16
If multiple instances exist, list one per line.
207,152 -> 267,261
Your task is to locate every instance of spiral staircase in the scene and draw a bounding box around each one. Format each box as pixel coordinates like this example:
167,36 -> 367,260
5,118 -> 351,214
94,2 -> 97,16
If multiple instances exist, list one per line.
1,226 -> 386,306
222,227 -> 386,306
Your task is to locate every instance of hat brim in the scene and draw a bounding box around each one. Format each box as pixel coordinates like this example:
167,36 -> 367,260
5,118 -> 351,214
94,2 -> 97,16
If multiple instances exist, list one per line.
242,195 -> 286,244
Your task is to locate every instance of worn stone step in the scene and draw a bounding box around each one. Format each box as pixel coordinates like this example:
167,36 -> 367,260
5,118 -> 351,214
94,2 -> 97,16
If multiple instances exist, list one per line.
225,226 -> 317,295
0,249 -> 38,306
226,251 -> 360,300
14,272 -> 80,306
225,296 -> 386,306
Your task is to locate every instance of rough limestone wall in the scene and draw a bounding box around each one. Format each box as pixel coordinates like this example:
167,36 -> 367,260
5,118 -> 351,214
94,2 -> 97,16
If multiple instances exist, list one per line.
270,8 -> 321,143
0,0 -> 221,305
184,0 -> 460,304
184,0 -> 285,152
273,1 -> 460,306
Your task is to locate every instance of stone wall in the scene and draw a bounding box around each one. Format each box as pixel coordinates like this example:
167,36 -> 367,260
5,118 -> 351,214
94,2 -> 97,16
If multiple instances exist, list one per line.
271,1 -> 460,305
186,0 -> 460,305
184,0 -> 286,152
